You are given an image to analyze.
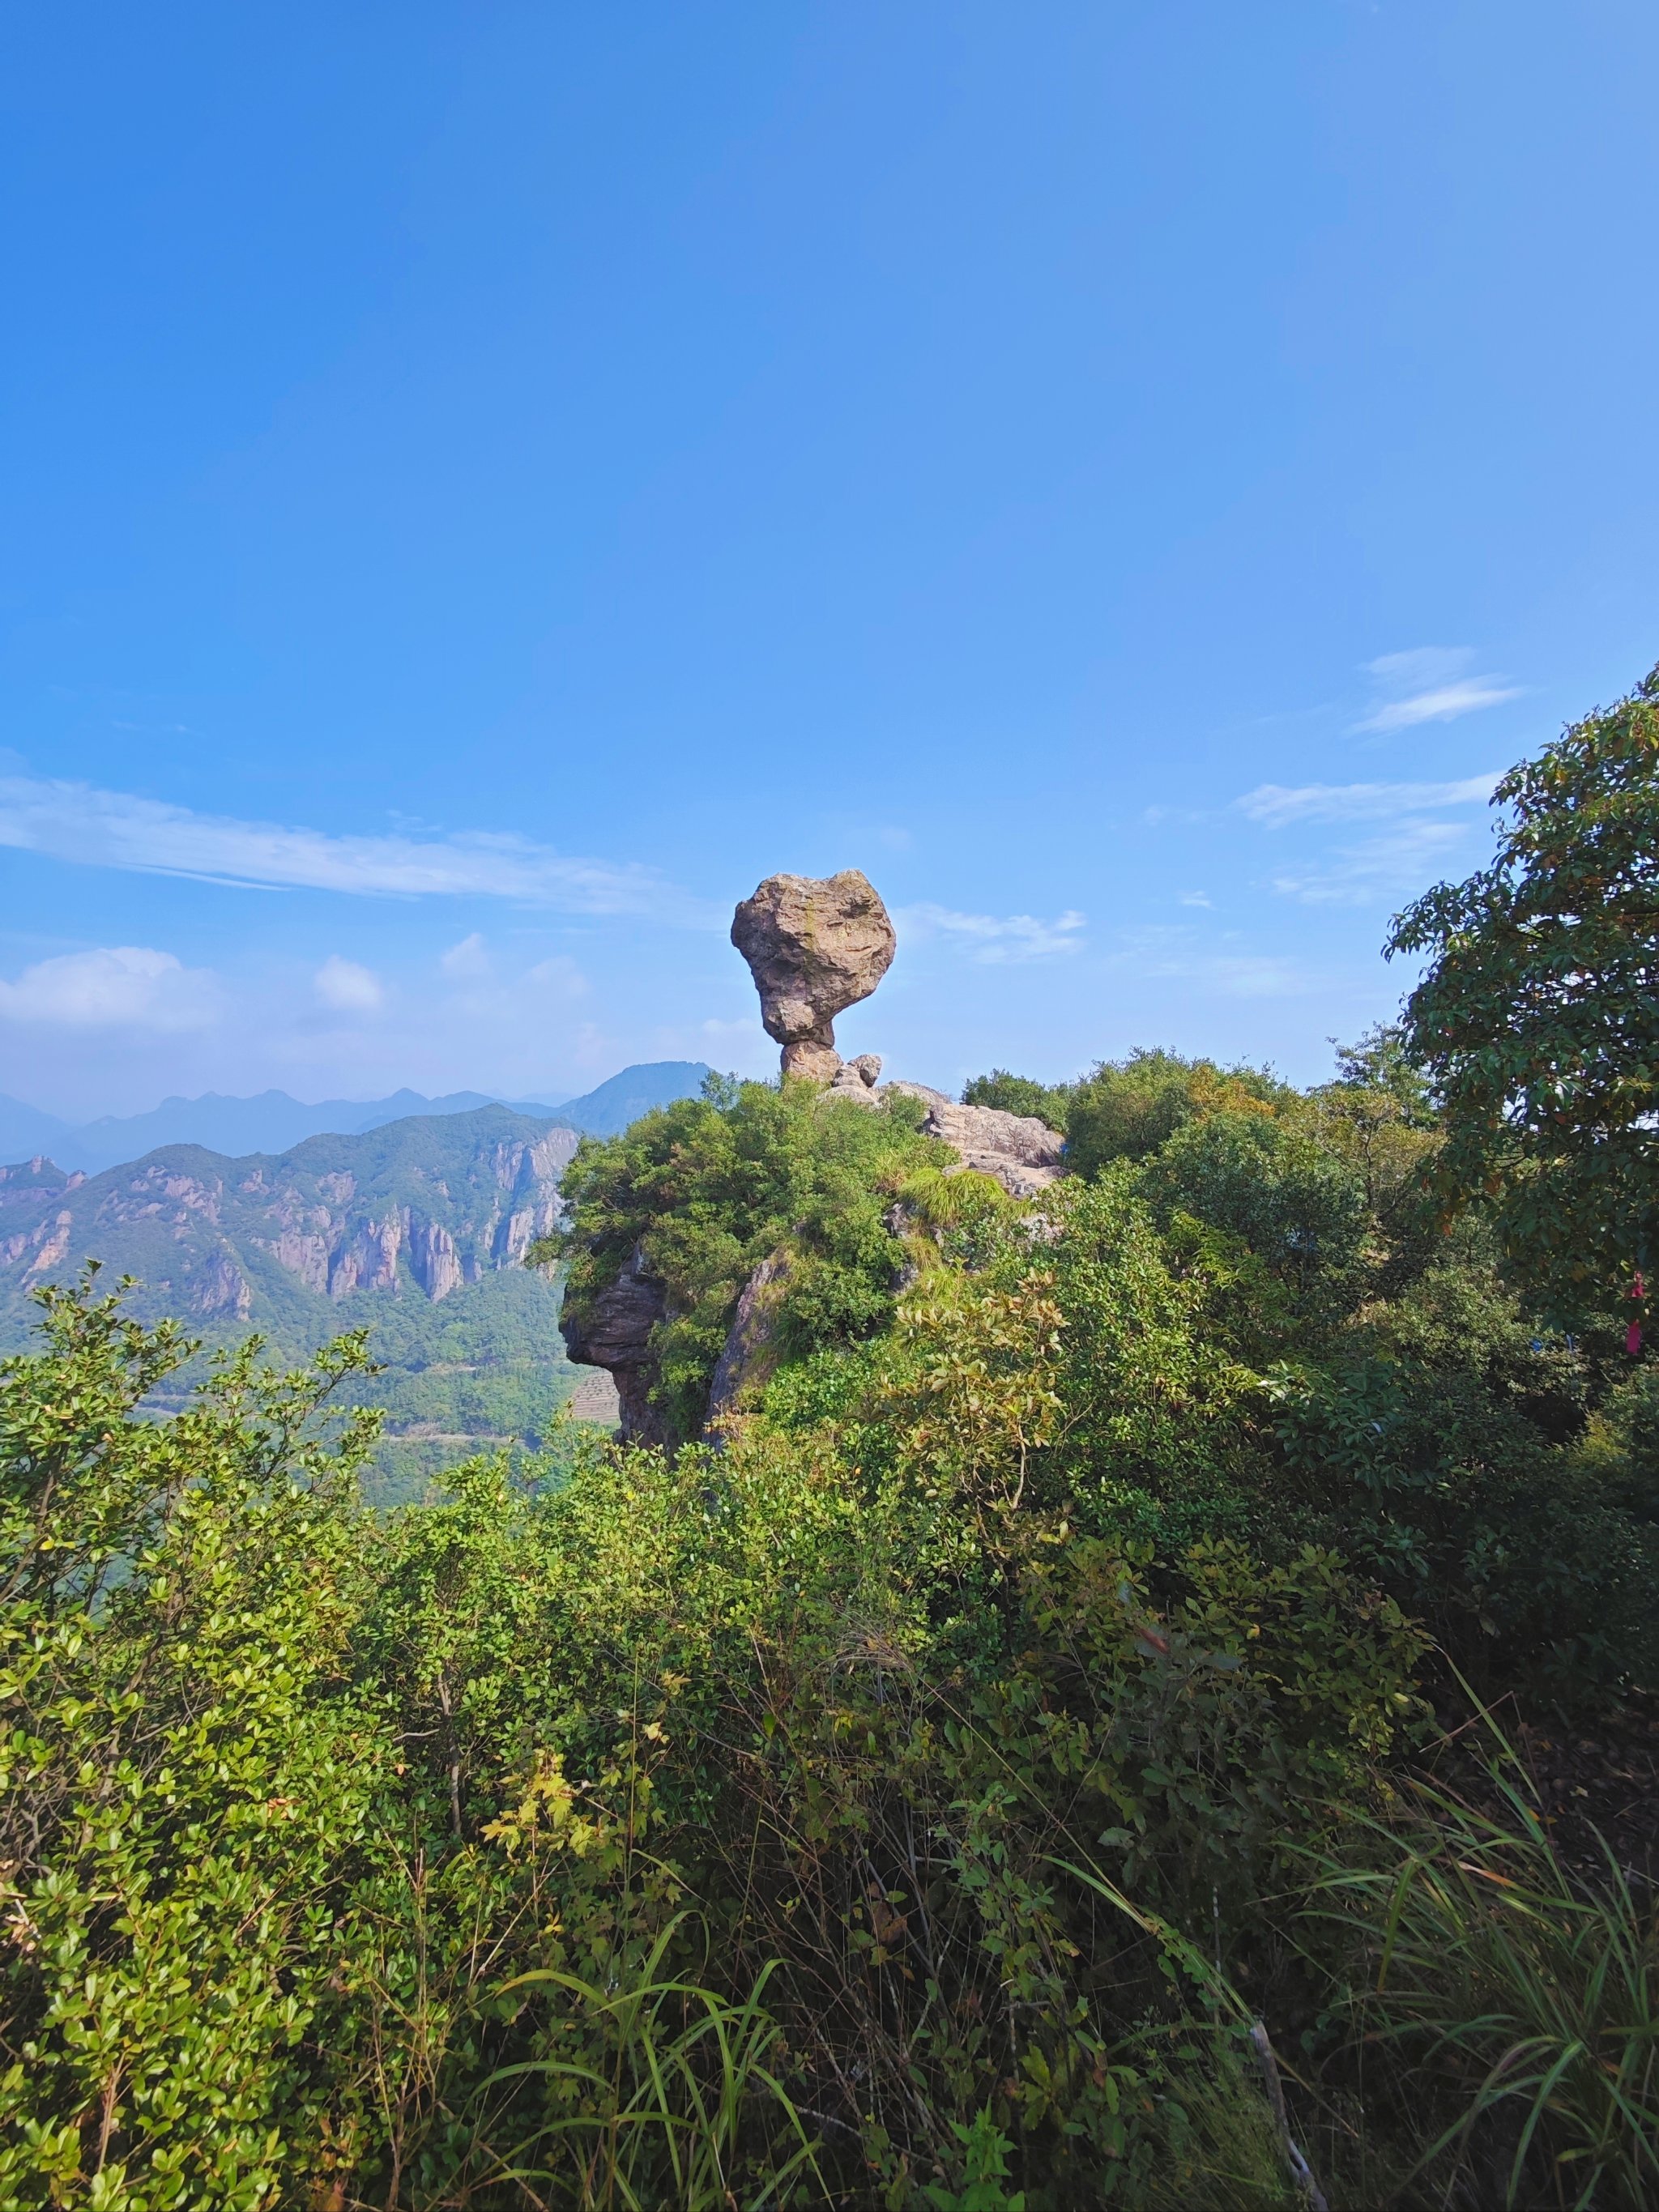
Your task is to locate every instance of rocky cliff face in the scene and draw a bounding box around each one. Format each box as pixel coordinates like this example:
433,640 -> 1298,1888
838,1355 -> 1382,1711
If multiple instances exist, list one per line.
0,1109 -> 580,1343
559,1242 -> 672,1447
882,1085 -> 1064,1200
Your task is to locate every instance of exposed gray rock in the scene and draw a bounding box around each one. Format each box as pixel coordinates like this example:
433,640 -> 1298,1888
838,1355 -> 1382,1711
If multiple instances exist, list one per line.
825,1053 -> 883,1102
705,1248 -> 794,1434
409,1219 -> 464,1301
884,1083 -> 1065,1200
560,1242 -> 673,1447
731,871 -> 896,1081
194,1252 -> 253,1317
328,1214 -> 403,1300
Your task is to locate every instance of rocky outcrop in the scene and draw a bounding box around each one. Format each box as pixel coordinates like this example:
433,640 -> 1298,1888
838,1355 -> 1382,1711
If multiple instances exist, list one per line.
731,871 -> 896,1081
560,1243 -> 673,1447
193,1252 -> 252,1317
885,1083 -> 1065,1200
328,1215 -> 403,1300
271,1227 -> 331,1295
825,1053 -> 884,1101
556,871 -> 1070,1445
409,1219 -> 465,1301
704,1248 -> 794,1433
22,1211 -> 74,1279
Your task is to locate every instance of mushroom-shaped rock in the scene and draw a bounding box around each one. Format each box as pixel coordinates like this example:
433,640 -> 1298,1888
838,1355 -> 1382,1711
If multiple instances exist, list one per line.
731,871 -> 896,1080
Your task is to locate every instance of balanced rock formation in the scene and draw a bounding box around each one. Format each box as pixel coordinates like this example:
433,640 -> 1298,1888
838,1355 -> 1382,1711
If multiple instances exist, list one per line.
731,870 -> 896,1081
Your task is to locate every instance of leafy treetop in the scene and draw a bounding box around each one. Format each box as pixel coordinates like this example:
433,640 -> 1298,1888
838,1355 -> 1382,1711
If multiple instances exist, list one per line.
1389,663 -> 1659,1323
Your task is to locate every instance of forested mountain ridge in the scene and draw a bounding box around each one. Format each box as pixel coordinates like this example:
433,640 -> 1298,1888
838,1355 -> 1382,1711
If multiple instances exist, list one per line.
0,1106 -> 597,1500
0,1106 -> 575,1328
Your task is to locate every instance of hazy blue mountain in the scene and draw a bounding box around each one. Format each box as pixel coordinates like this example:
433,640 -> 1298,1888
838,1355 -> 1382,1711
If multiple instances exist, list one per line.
538,1060 -> 713,1136
0,1106 -> 617,1503
0,1093 -> 77,1163
0,1061 -> 713,1174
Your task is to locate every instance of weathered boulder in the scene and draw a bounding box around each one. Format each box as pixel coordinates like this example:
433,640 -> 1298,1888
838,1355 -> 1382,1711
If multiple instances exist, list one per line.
825,1052 -> 883,1102
559,1242 -> 673,1447
885,1082 -> 1065,1200
731,871 -> 896,1081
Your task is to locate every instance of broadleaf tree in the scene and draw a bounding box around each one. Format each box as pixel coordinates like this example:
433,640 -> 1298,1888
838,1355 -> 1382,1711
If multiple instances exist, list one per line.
1388,664 -> 1659,1325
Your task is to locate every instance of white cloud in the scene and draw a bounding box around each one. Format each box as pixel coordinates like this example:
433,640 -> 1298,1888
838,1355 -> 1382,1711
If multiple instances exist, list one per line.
898,903 -> 1086,963
1237,773 -> 1498,829
438,931 -> 491,980
0,946 -> 224,1030
1358,681 -> 1522,732
0,775 -> 715,924
433,948 -> 588,1032
1353,646 -> 1520,733
1365,646 -> 1475,689
1235,764 -> 1497,906
313,956 -> 385,1012
1178,891 -> 1212,908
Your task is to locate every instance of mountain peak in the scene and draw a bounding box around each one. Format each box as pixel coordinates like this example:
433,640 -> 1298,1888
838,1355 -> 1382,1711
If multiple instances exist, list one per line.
0,1062 -> 714,1176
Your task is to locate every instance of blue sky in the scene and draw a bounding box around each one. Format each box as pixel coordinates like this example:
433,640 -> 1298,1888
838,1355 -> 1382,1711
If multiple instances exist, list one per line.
3,2 -> 1656,1118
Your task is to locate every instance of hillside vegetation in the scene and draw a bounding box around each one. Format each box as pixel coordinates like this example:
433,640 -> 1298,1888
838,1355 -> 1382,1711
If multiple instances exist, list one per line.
4,679 -> 1658,2210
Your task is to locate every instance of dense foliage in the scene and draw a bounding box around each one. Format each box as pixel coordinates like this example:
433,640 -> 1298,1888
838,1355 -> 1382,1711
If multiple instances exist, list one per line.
7,996 -> 1657,2208
553,1079 -> 949,1440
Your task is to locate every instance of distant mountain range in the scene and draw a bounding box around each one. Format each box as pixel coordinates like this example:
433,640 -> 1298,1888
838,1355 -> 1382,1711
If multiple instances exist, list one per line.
0,1061 -> 713,1175
0,1103 -> 629,1504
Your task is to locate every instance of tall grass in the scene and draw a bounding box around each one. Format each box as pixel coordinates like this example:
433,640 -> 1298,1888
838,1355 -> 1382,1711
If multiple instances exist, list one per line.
481,1920 -> 822,2211
1304,1769 -> 1659,2210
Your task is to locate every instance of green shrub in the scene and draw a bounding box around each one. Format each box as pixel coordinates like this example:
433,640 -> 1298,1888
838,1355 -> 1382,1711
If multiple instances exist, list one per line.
558,1079 -> 945,1441
1141,1110 -> 1371,1327
1065,1051 -> 1290,1179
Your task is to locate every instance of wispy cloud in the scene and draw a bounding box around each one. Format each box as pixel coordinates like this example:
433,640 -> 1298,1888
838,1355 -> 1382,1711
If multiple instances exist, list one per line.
1237,773 -> 1498,829
438,931 -> 491,981
0,776 -> 715,924
1353,646 -> 1520,734
1110,928 -> 1315,999
1235,768 -> 1497,906
897,903 -> 1086,963
1269,820 -> 1476,906
0,946 -> 225,1030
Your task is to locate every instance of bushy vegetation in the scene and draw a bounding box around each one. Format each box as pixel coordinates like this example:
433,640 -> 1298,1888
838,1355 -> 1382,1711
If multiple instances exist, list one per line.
6,1038 -> 1656,2206
6,679 -> 1659,2206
